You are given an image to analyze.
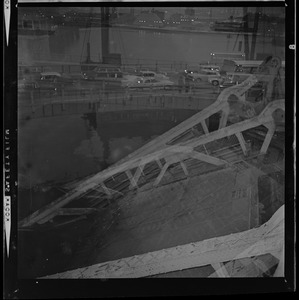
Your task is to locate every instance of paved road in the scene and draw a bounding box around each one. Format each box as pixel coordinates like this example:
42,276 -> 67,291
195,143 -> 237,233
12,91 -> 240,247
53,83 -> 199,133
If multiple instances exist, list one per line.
18,75 -> 221,107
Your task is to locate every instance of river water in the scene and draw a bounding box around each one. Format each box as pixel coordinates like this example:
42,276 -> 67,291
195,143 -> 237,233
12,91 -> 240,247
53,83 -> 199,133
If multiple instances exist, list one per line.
19,25 -> 285,66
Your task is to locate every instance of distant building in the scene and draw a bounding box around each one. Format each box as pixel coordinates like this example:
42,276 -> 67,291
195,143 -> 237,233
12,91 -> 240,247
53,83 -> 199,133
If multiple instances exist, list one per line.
133,12 -> 163,28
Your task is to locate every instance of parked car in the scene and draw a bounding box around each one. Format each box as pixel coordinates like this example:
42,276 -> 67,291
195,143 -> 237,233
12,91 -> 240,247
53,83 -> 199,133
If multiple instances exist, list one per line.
134,70 -> 169,80
121,74 -> 142,87
39,71 -> 75,85
82,67 -> 123,80
125,77 -> 174,90
33,71 -> 76,95
18,70 -> 42,91
220,72 -> 253,88
198,64 -> 220,72
184,68 -> 224,86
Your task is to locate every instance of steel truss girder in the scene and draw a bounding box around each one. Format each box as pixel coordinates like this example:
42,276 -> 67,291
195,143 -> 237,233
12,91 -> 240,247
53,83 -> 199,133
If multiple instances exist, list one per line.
41,205 -> 284,279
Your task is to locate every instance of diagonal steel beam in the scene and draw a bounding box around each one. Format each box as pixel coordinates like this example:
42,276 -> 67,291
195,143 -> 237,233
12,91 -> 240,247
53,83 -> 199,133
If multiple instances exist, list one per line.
235,132 -> 248,156
126,165 -> 145,189
179,161 -> 189,176
210,262 -> 230,277
200,120 -> 209,135
260,123 -> 276,154
153,163 -> 170,187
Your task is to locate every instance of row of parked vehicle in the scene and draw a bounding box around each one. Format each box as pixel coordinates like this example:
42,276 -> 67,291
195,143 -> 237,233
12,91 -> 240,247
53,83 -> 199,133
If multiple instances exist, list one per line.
19,59 -> 278,94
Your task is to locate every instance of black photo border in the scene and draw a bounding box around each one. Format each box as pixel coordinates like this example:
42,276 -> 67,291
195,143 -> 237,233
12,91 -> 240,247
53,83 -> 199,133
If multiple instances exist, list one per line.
4,0 -> 295,298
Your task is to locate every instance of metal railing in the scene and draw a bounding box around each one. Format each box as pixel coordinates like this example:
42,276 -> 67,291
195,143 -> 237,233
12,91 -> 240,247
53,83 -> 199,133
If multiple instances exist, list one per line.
18,87 -> 219,120
18,56 -> 209,76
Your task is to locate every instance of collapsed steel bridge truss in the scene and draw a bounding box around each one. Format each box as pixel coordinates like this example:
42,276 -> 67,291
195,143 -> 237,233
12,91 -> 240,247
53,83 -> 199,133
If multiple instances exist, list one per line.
18,89 -> 285,228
